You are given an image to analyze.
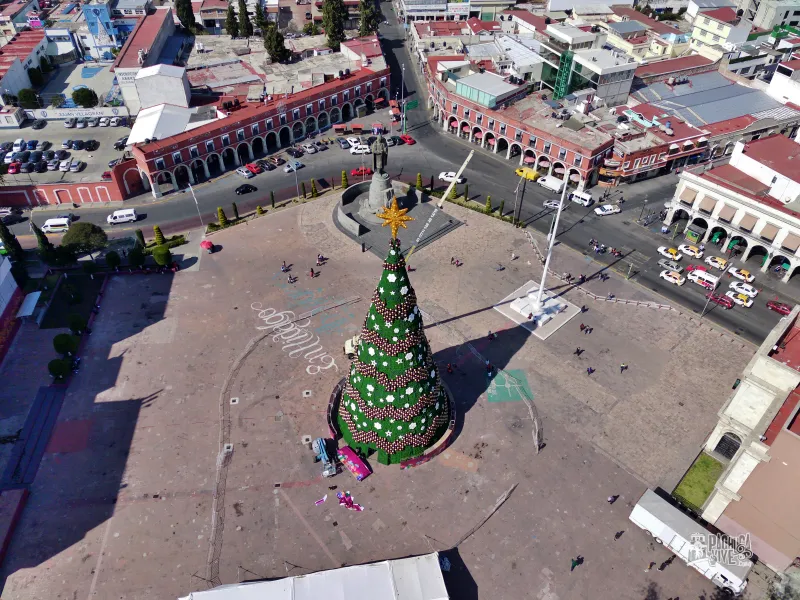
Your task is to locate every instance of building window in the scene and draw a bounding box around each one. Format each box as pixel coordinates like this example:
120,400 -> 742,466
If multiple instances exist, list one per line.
343,90 -> 349,101
452,102 -> 457,112
237,129 -> 245,141
712,34 -> 720,42
330,95 -> 338,106
366,82 -> 372,92
280,113 -> 287,125
318,99 -> 325,110
558,148 -> 566,160
623,161 -> 630,169
574,154 -> 582,166
306,104 -> 313,116
293,109 -> 300,120
222,135 -> 231,146
515,131 -> 522,142
266,118 -> 273,130
355,86 -> 361,97
543,142 -> 551,154
251,124 -> 259,136
464,109 -> 470,118
658,153 -> 666,160
172,152 -> 182,164
488,119 -> 494,130
703,17 -> 710,24
380,77 -> 386,87
206,140 -> 214,152
190,146 -> 199,158
476,114 -> 483,124
155,157 -> 166,170
500,124 -> 506,134
634,158 -> 641,168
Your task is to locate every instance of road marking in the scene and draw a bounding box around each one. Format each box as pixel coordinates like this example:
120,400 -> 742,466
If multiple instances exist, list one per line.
86,518 -> 113,599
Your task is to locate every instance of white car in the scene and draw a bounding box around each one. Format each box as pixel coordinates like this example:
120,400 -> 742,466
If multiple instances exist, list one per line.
659,270 -> 686,286
543,200 -> 563,210
725,291 -> 753,307
346,137 -> 360,147
678,244 -> 704,259
728,267 -> 755,283
59,159 -> 72,171
704,256 -> 727,270
438,171 -> 465,184
594,204 -> 621,216
657,246 -> 682,261
69,160 -> 84,172
99,117 -> 110,127
284,161 -> 303,173
729,281 -> 758,298
235,166 -> 254,178
302,143 -> 317,154
350,145 -> 371,155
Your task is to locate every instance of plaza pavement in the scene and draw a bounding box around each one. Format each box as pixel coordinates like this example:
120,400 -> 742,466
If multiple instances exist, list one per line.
0,193 -> 756,600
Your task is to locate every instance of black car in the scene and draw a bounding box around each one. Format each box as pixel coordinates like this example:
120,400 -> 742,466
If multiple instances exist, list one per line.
15,150 -> 30,162
286,148 -> 303,158
54,149 -> 68,160
30,151 -> 42,162
256,160 -> 275,171
235,184 -> 257,195
0,142 -> 12,152
32,119 -> 46,130
85,139 -> 99,151
44,150 -> 55,160
71,140 -> 84,151
113,136 -> 128,150
108,158 -> 121,168
1,209 -> 25,225
389,135 -> 404,146
34,160 -> 47,173
19,161 -> 34,173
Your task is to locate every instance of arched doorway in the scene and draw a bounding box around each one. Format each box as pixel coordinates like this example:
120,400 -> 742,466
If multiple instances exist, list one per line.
317,111 -> 329,130
448,116 -> 458,133
710,145 -> 722,159
769,254 -> 792,276
206,153 -> 222,176
190,158 -> 208,182
536,154 -> 551,174
279,126 -> 292,148
471,126 -> 482,144
353,98 -> 364,110
292,121 -> 304,142
222,147 -> 237,169
552,161 -> 566,180
669,208 -> 690,226
365,94 -> 374,111
251,137 -> 265,158
724,142 -> 735,155
459,120 -> 470,139
522,149 -> 536,167
509,143 -> 522,160
173,164 -> 192,189
305,116 -> 317,135
789,264 -> 800,282
330,107 -> 341,123
745,244 -> 768,267
714,432 -> 741,460
727,235 -> 747,259
484,132 -> 496,151
236,142 -> 251,164
378,88 -> 388,101
122,168 -> 143,195
567,168 -> 581,188
154,171 -> 174,195
708,225 -> 728,248
496,137 -> 509,157
265,131 -> 278,153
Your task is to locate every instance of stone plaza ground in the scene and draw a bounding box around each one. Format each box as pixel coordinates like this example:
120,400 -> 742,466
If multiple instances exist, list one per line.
0,193 -> 758,599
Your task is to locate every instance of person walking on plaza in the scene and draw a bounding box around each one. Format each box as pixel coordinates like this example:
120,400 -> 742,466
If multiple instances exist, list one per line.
570,556 -> 583,572
574,347 -> 582,356
645,561 -> 656,572
620,363 -> 628,373
614,530 -> 624,540
607,495 -> 618,504
586,367 -> 595,375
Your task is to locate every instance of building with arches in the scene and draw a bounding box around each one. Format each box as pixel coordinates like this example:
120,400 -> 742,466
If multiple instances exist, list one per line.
664,135 -> 800,284
697,305 -> 800,574
130,43 -> 389,198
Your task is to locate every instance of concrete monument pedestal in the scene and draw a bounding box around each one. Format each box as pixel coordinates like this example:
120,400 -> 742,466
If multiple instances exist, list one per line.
359,171 -> 395,224
494,280 -> 581,340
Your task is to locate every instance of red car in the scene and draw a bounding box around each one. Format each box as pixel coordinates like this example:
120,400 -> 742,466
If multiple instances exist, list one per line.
767,300 -> 792,316
7,162 -> 19,174
101,170 -> 112,180
399,134 -> 415,145
685,264 -> 707,272
705,292 -> 733,309
351,166 -> 373,176
245,162 -> 262,175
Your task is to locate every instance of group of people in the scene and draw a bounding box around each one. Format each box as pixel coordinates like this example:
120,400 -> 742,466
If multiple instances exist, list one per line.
450,257 -> 463,267
282,255 -> 327,284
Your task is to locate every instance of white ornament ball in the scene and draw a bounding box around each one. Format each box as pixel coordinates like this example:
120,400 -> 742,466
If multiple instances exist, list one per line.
368,347 -> 375,356
367,384 -> 374,392
409,423 -> 417,430
406,387 -> 414,395
405,352 -> 413,360
400,286 -> 409,295
374,422 -> 382,430
386,394 -> 395,403
387,274 -> 397,282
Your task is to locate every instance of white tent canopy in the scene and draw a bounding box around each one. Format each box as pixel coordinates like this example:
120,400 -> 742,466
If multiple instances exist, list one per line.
179,553 -> 449,600
15,291 -> 40,319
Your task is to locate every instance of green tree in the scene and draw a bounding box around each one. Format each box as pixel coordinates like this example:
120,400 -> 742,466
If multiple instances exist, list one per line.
301,181 -> 307,198
448,184 -> 457,200
256,205 -> 264,215
415,172 -> 422,189
39,56 -> 52,73
463,183 -> 469,200
231,202 -> 239,220
0,220 -> 24,263
217,206 -> 229,227
53,333 -> 79,356
17,88 -> 39,109
153,225 -> 165,245
263,23 -> 290,62
135,229 -> 146,248
62,222 -> 108,257
341,170 -> 349,188
175,0 -> 197,30
485,195 -> 492,213
105,250 -> 121,270
303,21 -> 319,35
82,261 -> 98,279
270,190 -> 275,208
68,314 -> 87,335
253,2 -> 266,30
128,246 -> 145,269
357,0 -> 380,36
499,199 -> 505,216
225,4 -> 239,37
48,358 -> 71,380
152,246 -> 172,266
238,0 -> 253,37
71,87 -> 98,108
27,67 -> 43,87
31,221 -> 54,255
310,179 -> 318,197
322,0 -> 346,50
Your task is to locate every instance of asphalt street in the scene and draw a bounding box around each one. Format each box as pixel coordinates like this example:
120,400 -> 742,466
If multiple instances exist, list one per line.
7,8 -> 798,344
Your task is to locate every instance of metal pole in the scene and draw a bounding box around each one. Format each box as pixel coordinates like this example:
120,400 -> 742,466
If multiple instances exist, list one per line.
293,166 -> 300,199
532,179 -> 570,312
187,183 -> 204,227
700,264 -> 730,318
512,176 -> 522,226
401,64 -> 406,135
639,199 -> 647,222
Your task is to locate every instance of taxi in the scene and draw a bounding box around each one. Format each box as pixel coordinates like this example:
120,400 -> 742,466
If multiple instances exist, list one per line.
725,291 -> 753,308
659,270 -> 686,286
678,244 -> 704,259
729,267 -> 755,283
515,167 -> 540,181
658,246 -> 681,261
704,256 -> 727,270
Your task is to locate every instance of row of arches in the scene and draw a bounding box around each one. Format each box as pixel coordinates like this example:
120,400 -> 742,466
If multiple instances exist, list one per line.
667,209 -> 800,282
433,105 -> 589,188
137,90 -> 391,198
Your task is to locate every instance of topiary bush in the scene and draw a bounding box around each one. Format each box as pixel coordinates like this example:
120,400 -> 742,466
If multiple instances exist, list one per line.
311,179 -> 318,198
135,229 -> 145,248
68,314 -> 87,335
105,250 -> 121,270
341,170 -> 348,189
128,246 -> 145,269
256,205 -> 264,215
153,225 -> 165,246
231,202 -> 239,220
152,246 -> 172,266
48,358 -> 71,380
217,207 -> 228,228
53,333 -> 79,356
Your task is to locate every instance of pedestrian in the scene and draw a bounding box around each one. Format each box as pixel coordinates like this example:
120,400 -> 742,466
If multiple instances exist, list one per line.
511,252 -> 517,261
282,260 -> 287,269
614,530 -> 624,540
658,555 -> 676,571
580,323 -> 586,331
287,275 -> 293,284
451,257 -> 455,265
122,248 -> 127,258
607,495 -> 619,504
620,363 -> 628,373
309,268 -> 315,277
586,367 -> 594,375
581,305 -> 587,313
574,347 -> 582,355
446,363 -> 453,373
645,561 -> 656,572
583,326 -> 590,335
570,556 -> 583,572
488,330 -> 495,340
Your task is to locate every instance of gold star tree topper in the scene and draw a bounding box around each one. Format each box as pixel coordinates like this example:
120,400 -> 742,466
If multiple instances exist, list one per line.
377,197 -> 414,239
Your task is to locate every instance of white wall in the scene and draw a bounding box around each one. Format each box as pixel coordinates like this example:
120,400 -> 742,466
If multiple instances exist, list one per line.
730,141 -> 800,204
0,59 -> 32,98
23,106 -> 131,119
0,255 -> 17,318
548,0 -> 632,10
135,73 -> 190,110
767,70 -> 800,103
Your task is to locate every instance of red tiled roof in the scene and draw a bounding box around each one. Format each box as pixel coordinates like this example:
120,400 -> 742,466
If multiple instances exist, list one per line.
342,35 -> 382,58
762,387 -> 800,446
635,55 -> 714,78
414,21 -> 465,36
702,7 -> 739,23
610,6 -> 681,35
780,58 -> 800,71
0,30 -> 44,76
626,34 -> 650,45
701,114 -> 756,136
501,10 -> 548,31
0,0 -> 35,17
466,17 -> 501,34
426,54 -> 467,73
112,8 -> 172,70
785,36 -> 800,45
199,0 -> 227,9
739,134 -> 800,182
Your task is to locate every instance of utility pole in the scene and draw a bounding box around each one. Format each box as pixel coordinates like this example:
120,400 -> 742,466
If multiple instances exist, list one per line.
531,179 -> 570,313
401,64 -> 406,134
512,175 -> 523,226
187,183 -> 204,227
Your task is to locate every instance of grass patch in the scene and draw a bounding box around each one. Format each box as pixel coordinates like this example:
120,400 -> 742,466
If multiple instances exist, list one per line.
22,273 -> 61,305
673,452 -> 724,512
40,273 -> 104,329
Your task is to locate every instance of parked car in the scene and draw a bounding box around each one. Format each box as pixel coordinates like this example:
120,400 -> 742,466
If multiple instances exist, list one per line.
235,184 -> 257,195
351,166 -> 373,176
43,150 -> 55,160
256,159 -> 275,171
729,281 -> 758,298
0,142 -> 12,152
245,162 -> 262,175
346,136 -> 361,147
594,204 -> 621,216
7,163 -> 19,174
71,140 -> 84,151
705,292 -> 734,309
25,140 -> 37,150
84,139 -> 99,151
110,116 -> 123,126
659,270 -> 686,286
75,117 -> 87,128
99,117 -> 110,127
30,151 -> 43,162
657,246 -> 681,261
101,170 -> 112,180
54,149 -> 68,160
15,150 -> 30,163
543,200 -> 563,210
767,300 -> 792,315
728,267 -> 755,283
438,171 -> 465,184
305,11 -> 312,18
32,119 -> 46,130
350,145 -> 371,155
284,161 -> 303,173
269,156 -> 285,166
19,161 -> 33,173
515,167 -> 540,181
69,160 -> 84,172
235,166 -> 255,179
88,117 -> 100,127
64,117 -> 77,128
286,148 -> 303,158
108,158 -> 121,169
61,139 -> 72,149
704,256 -> 727,270
113,136 -> 128,150
3,152 -> 15,164
34,160 -> 47,173
337,137 -> 350,149
47,159 -> 59,171
685,264 -> 707,273
725,291 -> 753,307
301,143 -> 317,154
59,159 -> 72,171
678,244 -> 703,259
313,141 -> 327,151
36,140 -> 49,150
399,134 -> 415,145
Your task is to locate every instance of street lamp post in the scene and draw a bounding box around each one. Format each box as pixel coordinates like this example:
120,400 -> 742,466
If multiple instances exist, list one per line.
187,183 -> 203,228
639,198 -> 648,222
531,179 -> 570,313
401,64 -> 406,134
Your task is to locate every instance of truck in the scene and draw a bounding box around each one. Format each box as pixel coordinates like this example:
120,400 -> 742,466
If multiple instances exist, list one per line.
629,489 -> 752,595
343,334 -> 361,359
537,175 -> 565,194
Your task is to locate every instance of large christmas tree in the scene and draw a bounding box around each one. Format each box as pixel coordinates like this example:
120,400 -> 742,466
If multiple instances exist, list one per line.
338,200 -> 450,465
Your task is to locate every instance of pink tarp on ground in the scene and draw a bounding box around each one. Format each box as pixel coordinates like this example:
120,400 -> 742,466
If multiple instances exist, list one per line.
338,446 -> 371,481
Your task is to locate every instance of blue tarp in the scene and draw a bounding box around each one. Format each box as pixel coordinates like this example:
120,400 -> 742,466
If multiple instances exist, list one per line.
61,3 -> 75,13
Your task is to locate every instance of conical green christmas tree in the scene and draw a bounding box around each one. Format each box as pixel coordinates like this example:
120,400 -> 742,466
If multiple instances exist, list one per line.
338,200 -> 449,465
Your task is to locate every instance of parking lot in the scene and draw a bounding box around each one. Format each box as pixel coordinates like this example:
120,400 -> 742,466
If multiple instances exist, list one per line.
0,119 -> 130,185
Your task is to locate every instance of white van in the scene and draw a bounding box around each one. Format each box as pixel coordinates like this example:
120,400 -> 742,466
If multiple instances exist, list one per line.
107,209 -> 137,225
350,144 -> 370,155
41,218 -> 71,233
687,270 -> 718,289
537,175 -> 565,194
570,190 -> 594,207
12,138 -> 25,152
